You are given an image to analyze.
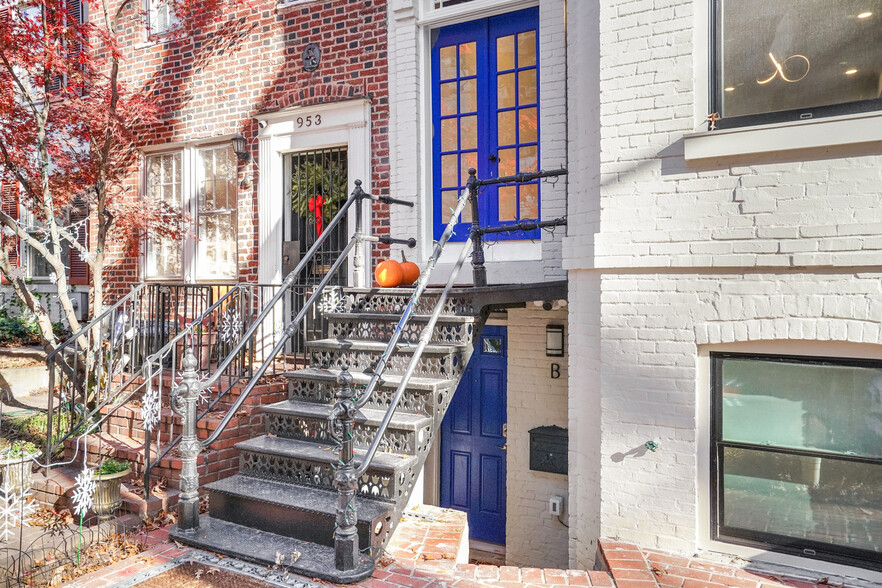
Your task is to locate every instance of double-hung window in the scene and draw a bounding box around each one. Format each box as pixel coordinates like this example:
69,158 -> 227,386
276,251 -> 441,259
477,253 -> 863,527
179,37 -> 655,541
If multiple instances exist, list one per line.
146,0 -> 177,36
711,353 -> 882,567
712,0 -> 882,128
144,145 -> 238,281
431,8 -> 540,241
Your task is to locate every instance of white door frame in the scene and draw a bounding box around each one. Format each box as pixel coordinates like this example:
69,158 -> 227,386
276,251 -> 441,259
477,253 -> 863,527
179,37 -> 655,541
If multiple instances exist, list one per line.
256,98 -> 373,287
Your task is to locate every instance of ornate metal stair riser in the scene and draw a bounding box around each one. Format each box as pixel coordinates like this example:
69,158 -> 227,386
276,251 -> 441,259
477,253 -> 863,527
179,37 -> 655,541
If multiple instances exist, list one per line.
309,347 -> 468,379
288,378 -> 445,416
338,290 -> 480,316
328,317 -> 476,346
237,449 -> 415,502
267,413 -> 432,454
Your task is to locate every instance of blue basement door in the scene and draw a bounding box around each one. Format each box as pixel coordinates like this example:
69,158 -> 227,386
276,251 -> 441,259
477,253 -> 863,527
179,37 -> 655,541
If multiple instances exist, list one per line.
440,326 -> 507,545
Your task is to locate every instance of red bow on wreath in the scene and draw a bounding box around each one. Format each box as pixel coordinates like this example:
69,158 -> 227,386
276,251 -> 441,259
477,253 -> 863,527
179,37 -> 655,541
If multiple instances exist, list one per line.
308,194 -> 324,236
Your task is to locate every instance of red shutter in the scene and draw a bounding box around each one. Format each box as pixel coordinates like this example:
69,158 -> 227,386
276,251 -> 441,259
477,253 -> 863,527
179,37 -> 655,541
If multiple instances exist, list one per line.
68,199 -> 89,285
1,182 -> 20,284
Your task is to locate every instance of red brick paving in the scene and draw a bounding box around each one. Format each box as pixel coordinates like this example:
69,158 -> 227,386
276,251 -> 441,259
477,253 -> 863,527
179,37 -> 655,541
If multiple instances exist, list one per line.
68,511 -> 870,588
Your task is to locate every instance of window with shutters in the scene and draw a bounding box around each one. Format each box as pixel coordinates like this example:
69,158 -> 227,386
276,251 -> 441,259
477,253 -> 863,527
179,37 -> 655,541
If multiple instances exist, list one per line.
144,145 -> 238,281
431,8 -> 540,241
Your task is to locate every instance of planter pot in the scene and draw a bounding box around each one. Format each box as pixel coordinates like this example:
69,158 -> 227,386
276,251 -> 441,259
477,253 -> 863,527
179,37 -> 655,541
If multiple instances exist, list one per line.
92,467 -> 131,519
0,452 -> 41,497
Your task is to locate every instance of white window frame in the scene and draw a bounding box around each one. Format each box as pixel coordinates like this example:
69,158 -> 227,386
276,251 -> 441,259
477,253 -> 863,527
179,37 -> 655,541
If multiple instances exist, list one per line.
142,142 -> 238,282
145,0 -> 178,37
685,0 -> 882,160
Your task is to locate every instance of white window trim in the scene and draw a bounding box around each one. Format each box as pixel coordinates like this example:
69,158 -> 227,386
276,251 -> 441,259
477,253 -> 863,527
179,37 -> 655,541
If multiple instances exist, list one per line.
143,0 -> 179,40
142,142 -> 238,283
687,0 -> 882,161
696,340 -> 882,584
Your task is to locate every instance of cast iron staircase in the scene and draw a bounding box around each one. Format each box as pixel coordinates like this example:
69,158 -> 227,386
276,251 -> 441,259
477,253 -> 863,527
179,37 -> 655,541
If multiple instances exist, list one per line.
172,288 -> 486,581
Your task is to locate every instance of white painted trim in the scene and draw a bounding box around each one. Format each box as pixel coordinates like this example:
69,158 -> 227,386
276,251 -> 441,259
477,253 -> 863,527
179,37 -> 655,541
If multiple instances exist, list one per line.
419,0 -> 538,27
684,111 -> 882,160
256,99 -> 372,286
696,340 -> 882,585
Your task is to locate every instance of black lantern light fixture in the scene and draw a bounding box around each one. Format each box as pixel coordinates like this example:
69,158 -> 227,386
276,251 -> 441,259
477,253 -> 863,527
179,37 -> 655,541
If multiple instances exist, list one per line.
546,324 -> 564,357
231,133 -> 250,163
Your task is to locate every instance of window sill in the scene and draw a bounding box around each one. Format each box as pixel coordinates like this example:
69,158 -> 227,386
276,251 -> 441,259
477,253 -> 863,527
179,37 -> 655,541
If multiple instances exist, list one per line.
683,110 -> 882,161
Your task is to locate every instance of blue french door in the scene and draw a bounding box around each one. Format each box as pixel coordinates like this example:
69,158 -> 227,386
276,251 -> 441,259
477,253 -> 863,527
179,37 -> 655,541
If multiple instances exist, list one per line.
431,9 -> 541,242
440,326 -> 507,545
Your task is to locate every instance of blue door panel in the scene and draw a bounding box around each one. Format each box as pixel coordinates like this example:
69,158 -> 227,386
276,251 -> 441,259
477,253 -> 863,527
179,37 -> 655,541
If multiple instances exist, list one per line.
440,326 -> 507,545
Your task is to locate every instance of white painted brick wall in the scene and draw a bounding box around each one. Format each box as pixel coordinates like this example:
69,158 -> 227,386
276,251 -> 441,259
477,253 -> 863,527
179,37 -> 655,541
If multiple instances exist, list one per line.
564,0 -> 882,573
504,307 -> 569,568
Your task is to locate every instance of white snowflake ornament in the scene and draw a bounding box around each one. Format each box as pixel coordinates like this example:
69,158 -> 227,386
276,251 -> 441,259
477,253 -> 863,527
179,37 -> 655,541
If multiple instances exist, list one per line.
1,225 -> 15,238
141,388 -> 161,432
48,271 -> 58,284
71,467 -> 96,518
219,308 -> 243,344
78,250 -> 95,264
0,475 -> 37,542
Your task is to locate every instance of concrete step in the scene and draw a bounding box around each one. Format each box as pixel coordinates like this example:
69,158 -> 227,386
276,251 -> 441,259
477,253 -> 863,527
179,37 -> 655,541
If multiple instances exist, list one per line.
206,474 -> 391,550
263,399 -> 434,454
169,515 -> 375,584
235,435 -> 418,502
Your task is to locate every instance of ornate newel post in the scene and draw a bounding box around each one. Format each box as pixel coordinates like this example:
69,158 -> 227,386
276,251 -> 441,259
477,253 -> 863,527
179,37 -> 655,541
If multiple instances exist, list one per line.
172,347 -> 202,531
466,168 -> 487,287
329,364 -> 359,570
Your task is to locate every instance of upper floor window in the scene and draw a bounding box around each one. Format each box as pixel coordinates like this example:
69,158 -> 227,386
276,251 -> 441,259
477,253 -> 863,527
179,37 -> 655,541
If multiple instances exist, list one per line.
431,8 -> 540,241
146,0 -> 177,36
144,145 -> 238,281
712,0 -> 882,129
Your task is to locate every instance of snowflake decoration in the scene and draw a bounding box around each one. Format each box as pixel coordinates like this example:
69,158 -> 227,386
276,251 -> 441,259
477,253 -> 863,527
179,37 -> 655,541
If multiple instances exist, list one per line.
173,372 -> 214,405
0,489 -> 36,543
141,388 -> 161,432
1,225 -> 15,238
71,467 -> 96,518
219,308 -> 243,344
78,250 -> 95,264
317,287 -> 346,314
48,271 -> 58,284
7,266 -> 25,280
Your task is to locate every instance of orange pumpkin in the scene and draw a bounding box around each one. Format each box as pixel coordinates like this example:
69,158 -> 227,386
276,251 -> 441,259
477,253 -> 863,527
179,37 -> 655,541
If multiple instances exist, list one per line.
375,259 -> 403,288
399,252 -> 420,285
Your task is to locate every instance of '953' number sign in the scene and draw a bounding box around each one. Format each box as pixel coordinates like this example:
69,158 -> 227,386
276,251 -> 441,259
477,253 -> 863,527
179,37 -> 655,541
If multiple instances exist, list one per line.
296,115 -> 322,128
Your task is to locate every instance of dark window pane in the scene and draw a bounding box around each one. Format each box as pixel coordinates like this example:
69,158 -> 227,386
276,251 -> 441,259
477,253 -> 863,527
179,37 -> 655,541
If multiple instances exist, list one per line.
721,447 -> 882,553
720,357 -> 882,459
718,0 -> 882,119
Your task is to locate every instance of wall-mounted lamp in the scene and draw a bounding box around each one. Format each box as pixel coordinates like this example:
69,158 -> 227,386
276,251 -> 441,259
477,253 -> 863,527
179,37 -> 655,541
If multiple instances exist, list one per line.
232,133 -> 251,163
546,324 -> 564,357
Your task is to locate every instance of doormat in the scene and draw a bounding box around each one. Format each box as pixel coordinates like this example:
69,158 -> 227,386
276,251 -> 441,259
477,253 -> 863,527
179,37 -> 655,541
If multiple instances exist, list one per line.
109,551 -> 320,588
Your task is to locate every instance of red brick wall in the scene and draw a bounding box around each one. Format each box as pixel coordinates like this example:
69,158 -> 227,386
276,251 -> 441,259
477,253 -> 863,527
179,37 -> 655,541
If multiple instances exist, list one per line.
100,0 -> 390,302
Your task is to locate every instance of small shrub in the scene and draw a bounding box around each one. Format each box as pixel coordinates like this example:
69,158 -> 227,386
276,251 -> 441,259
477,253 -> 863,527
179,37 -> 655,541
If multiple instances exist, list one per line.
97,458 -> 130,475
0,439 -> 39,460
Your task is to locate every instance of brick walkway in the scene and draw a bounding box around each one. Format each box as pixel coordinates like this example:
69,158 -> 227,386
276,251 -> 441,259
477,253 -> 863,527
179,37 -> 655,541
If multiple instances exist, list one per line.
67,508 -> 876,588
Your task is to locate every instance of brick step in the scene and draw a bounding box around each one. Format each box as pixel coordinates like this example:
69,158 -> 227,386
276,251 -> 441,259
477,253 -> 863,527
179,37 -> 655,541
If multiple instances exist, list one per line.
286,367 -> 451,416
206,474 -> 391,551
308,338 -> 468,379
235,435 -> 417,501
325,312 -> 477,345
263,399 -> 433,454
100,404 -> 264,444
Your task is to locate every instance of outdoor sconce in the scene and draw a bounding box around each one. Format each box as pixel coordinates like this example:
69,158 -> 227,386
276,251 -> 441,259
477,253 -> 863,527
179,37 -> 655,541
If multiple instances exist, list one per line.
232,133 -> 251,163
546,324 -> 564,357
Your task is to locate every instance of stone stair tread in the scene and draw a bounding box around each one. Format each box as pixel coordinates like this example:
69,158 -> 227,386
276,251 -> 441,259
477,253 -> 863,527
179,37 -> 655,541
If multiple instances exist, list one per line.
206,474 -> 390,521
285,367 -> 452,392
236,435 -> 418,471
307,338 -> 466,354
169,515 -> 375,583
324,311 -> 476,323
263,398 -> 434,430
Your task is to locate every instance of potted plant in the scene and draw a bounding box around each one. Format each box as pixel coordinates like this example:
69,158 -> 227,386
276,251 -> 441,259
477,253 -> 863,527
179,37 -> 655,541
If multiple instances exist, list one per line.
92,458 -> 131,519
0,441 -> 40,496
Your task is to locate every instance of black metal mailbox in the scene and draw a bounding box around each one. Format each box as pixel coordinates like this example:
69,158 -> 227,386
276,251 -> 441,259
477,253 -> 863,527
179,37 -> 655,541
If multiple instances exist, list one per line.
529,425 -> 568,474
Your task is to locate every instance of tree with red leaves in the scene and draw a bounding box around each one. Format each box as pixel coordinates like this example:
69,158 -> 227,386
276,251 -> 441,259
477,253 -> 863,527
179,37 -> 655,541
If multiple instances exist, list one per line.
0,0 -> 240,353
